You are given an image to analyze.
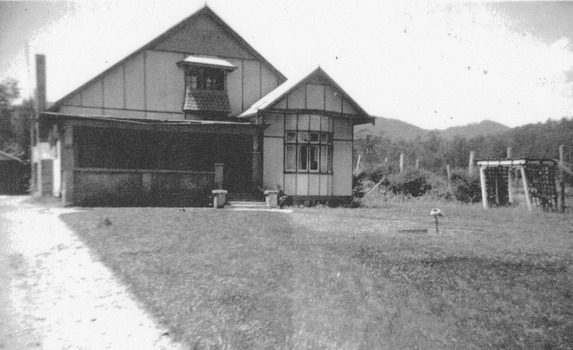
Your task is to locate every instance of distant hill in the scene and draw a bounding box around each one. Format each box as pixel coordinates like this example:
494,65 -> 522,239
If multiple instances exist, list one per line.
354,117 -> 428,140
438,120 -> 511,140
355,117 -> 510,140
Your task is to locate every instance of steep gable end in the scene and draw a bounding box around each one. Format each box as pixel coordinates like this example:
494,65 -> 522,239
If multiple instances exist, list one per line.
240,67 -> 373,124
152,14 -> 253,59
50,6 -> 285,114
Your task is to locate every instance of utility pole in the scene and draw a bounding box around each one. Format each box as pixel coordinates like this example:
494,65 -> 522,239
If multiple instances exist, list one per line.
559,145 -> 565,213
34,54 -> 46,195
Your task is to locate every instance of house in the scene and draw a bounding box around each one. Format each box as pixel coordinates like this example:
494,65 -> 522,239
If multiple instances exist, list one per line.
34,6 -> 374,207
0,150 -> 28,194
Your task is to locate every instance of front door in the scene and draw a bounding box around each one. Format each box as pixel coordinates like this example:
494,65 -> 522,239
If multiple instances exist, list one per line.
219,134 -> 253,192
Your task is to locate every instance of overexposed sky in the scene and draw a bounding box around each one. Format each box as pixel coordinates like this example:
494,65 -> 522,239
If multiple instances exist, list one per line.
1,0 -> 572,129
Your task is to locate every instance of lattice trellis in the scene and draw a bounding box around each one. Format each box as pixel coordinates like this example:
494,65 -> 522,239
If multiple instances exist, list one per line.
484,166 -> 509,207
524,162 -> 558,210
477,159 -> 558,211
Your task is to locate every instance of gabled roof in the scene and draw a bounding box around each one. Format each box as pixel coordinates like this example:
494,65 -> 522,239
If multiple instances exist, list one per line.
49,5 -> 286,112
239,67 -> 373,123
0,150 -> 25,163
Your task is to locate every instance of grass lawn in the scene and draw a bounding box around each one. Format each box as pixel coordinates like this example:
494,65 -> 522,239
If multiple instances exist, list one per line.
60,203 -> 573,349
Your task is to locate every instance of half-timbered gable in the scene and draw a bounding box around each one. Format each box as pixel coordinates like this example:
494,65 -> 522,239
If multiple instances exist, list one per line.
50,6 -> 285,120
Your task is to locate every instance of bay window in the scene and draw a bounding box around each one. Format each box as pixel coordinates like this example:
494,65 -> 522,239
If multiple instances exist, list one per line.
184,66 -> 225,91
284,115 -> 333,173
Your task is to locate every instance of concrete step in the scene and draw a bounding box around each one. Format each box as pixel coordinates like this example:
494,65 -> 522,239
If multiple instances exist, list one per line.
226,201 -> 268,209
227,192 -> 265,202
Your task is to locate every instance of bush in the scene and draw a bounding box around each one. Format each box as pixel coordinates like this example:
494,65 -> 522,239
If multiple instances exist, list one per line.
353,177 -> 374,199
450,168 -> 482,203
386,168 -> 449,199
356,166 -> 483,204
368,163 -> 398,183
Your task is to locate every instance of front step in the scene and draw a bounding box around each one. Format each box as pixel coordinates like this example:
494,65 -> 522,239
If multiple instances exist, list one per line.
227,192 -> 265,202
226,200 -> 268,209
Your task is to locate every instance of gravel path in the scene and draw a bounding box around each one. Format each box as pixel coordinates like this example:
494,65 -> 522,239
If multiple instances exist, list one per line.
0,196 -> 185,350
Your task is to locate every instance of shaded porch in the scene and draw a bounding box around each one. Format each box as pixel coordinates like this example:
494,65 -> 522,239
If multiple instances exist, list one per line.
38,113 -> 264,207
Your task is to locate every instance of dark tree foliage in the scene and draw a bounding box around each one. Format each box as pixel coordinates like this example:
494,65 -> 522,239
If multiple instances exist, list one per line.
450,168 -> 482,203
386,168 -> 446,198
0,79 -> 33,160
0,79 -> 19,108
0,79 -> 20,148
12,99 -> 35,161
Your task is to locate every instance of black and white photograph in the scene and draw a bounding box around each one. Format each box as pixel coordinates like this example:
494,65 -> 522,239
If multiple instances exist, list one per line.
1,0 -> 572,348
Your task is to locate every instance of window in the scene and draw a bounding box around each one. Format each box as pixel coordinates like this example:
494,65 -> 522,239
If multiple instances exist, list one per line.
285,145 -> 296,171
285,129 -> 332,173
310,132 -> 319,143
285,131 -> 296,143
298,145 -> 308,171
185,66 -> 225,91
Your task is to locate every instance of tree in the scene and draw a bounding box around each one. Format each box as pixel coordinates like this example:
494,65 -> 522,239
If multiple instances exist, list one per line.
445,136 -> 470,168
0,78 -> 19,108
12,99 -> 35,161
0,79 -> 34,160
419,131 -> 446,172
0,79 -> 21,152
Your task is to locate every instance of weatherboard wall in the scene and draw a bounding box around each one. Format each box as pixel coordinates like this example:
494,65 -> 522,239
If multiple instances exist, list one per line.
58,50 -> 280,118
103,66 -> 124,109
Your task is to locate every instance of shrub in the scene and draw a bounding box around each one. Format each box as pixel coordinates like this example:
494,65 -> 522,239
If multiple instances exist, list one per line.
369,163 -> 397,183
450,168 -> 482,203
353,177 -> 374,199
386,168 -> 448,198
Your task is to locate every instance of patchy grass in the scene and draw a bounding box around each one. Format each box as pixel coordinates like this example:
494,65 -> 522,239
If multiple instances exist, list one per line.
60,203 -> 573,349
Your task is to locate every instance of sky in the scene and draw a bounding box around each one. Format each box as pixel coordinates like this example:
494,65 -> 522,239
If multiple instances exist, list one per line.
1,0 -> 572,130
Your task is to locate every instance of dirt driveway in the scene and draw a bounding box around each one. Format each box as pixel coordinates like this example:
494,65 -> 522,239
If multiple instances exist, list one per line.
0,196 -> 184,349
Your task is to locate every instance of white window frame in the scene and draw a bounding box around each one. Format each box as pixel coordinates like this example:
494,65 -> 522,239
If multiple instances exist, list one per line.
284,114 -> 333,174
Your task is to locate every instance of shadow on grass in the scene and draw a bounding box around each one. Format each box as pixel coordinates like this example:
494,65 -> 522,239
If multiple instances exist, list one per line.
60,209 -> 296,349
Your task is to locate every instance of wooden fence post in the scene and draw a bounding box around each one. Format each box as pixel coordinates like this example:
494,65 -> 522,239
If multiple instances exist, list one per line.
507,147 -> 513,204
520,166 -> 532,211
446,164 -> 452,193
468,151 -> 475,174
399,153 -> 404,172
479,166 -> 488,209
